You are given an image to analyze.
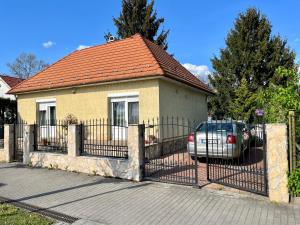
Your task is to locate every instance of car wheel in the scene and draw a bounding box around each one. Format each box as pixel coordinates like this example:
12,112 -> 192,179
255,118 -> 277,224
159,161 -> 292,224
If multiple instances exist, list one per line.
191,155 -> 196,161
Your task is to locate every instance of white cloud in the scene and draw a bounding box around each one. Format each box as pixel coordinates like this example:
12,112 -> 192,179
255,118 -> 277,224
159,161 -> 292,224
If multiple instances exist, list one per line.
183,63 -> 211,83
295,38 -> 300,43
43,41 -> 55,48
77,45 -> 90,50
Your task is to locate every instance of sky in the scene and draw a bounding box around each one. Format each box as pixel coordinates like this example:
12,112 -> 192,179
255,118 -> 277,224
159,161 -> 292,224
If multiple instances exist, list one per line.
0,0 -> 300,82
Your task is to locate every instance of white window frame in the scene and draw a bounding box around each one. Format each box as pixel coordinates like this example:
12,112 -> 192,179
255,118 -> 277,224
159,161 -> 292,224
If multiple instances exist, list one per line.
38,101 -> 56,125
110,95 -> 139,126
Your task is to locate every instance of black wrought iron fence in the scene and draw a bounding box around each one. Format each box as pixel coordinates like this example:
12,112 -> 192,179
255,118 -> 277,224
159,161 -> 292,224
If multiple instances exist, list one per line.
80,119 -> 128,158
34,120 -> 68,154
0,124 -> 4,149
201,119 -> 267,195
143,117 -> 196,160
143,117 -> 198,185
13,120 -> 27,161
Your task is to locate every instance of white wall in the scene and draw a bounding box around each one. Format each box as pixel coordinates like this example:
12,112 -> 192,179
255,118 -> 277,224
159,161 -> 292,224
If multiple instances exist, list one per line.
0,79 -> 15,100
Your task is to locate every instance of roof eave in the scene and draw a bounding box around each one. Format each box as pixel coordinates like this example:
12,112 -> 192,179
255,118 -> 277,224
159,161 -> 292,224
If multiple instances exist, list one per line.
163,74 -> 215,95
8,75 -> 164,95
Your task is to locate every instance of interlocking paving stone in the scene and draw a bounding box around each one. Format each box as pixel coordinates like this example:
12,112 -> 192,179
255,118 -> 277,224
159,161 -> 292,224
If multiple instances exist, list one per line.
0,163 -> 299,225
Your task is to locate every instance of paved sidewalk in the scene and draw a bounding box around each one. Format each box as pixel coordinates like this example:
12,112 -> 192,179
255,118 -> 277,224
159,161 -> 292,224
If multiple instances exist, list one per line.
0,163 -> 299,225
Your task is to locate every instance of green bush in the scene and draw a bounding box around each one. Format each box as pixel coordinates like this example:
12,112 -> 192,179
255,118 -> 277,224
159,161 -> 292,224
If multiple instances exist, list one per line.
288,168 -> 300,196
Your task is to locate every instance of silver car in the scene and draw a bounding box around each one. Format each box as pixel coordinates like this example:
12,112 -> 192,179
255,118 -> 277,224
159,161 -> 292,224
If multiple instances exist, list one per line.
187,121 -> 249,159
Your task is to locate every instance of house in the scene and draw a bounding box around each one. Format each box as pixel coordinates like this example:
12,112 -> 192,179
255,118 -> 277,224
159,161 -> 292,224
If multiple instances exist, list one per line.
9,34 -> 214,131
0,75 -> 23,100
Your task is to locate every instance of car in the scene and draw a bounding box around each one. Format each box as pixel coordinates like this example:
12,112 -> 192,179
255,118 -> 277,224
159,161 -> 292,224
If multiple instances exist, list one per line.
187,120 -> 250,159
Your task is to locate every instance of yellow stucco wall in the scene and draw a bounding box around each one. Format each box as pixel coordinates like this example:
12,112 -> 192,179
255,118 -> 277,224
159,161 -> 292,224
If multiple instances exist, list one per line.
17,79 -> 160,124
17,78 -> 208,125
158,79 -> 208,123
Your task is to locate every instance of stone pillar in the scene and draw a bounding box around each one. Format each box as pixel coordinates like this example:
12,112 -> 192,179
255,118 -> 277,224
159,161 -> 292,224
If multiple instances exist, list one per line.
266,123 -> 289,203
68,124 -> 81,157
128,124 -> 145,182
3,124 -> 14,162
23,125 -> 35,164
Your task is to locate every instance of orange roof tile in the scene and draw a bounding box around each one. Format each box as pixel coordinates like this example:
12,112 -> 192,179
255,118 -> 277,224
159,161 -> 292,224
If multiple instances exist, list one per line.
9,34 -> 214,94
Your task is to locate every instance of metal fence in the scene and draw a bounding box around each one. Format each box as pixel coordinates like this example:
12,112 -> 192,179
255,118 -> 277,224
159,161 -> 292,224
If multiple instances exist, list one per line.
34,120 -> 68,154
143,117 -> 198,185
0,124 -> 4,148
13,120 -> 27,161
80,119 -> 128,158
288,111 -> 300,171
201,119 -> 268,195
142,117 -> 268,195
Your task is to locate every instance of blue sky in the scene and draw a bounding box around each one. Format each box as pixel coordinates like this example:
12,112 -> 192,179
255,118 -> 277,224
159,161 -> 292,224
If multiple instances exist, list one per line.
0,0 -> 300,81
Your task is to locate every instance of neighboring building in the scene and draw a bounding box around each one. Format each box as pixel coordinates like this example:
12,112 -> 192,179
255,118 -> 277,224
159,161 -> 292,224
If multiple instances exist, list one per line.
9,34 -> 214,131
0,75 -> 23,100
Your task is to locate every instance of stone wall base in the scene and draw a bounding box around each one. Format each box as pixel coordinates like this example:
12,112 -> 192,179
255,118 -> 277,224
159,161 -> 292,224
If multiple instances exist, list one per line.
29,152 -> 139,181
0,149 -> 6,162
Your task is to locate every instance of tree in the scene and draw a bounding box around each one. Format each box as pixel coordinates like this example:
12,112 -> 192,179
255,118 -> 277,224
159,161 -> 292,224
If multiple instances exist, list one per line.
209,8 -> 295,119
112,0 -> 169,50
228,78 -> 257,121
257,67 -> 300,123
7,53 -> 49,79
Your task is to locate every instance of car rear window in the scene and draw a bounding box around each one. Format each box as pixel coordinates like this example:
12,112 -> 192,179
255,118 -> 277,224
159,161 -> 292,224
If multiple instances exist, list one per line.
198,123 -> 233,133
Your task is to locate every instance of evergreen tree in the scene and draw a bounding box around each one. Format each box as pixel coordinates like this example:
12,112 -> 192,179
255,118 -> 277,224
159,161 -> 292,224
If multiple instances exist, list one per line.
209,8 -> 295,119
112,0 -> 169,50
228,78 -> 257,121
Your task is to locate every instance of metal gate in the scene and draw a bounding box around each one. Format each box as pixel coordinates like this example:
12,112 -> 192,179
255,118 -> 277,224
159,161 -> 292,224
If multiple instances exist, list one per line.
13,121 -> 27,162
143,118 -> 198,186
143,117 -> 268,196
198,119 -> 268,196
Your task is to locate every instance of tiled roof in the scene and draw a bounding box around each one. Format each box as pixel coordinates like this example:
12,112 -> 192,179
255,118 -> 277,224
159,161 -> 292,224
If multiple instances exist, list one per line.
9,34 -> 214,94
0,75 -> 24,88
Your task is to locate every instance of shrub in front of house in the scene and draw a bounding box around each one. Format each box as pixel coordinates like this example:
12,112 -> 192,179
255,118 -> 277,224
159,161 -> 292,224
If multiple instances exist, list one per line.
288,167 -> 300,196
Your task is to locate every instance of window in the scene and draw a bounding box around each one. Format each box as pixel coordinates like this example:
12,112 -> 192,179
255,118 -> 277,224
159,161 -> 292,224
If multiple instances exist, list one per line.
50,106 -> 56,125
38,102 -> 56,125
112,102 -> 125,126
198,123 -> 233,133
128,102 -> 139,124
110,95 -> 139,140
39,110 -> 46,125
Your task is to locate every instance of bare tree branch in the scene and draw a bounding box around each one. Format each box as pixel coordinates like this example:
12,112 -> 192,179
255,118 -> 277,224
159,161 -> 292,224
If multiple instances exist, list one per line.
7,53 -> 49,79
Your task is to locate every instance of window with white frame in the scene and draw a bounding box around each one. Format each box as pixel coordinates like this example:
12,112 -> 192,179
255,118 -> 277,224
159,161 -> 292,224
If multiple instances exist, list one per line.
38,101 -> 56,125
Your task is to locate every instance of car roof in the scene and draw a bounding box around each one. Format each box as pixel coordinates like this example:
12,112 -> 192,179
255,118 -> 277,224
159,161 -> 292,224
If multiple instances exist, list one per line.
207,120 -> 238,123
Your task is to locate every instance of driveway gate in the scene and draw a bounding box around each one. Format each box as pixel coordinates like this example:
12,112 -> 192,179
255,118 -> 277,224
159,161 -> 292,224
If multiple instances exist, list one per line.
143,117 -> 268,196
197,119 -> 268,196
143,118 -> 198,186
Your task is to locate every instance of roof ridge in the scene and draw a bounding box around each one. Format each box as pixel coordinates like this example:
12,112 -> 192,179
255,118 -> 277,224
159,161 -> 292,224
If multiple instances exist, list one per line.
75,33 -> 141,52
142,38 -> 212,92
138,35 -> 165,75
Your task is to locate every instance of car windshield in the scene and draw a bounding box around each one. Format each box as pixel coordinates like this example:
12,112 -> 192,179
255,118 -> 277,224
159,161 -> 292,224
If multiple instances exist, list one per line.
198,122 -> 233,133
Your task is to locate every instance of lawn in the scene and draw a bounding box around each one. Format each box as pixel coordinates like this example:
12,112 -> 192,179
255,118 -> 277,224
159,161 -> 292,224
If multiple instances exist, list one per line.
0,203 -> 53,225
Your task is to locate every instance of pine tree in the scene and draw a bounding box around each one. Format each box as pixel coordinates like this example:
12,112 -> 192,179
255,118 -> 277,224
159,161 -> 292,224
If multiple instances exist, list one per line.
209,8 -> 295,119
112,0 -> 169,50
